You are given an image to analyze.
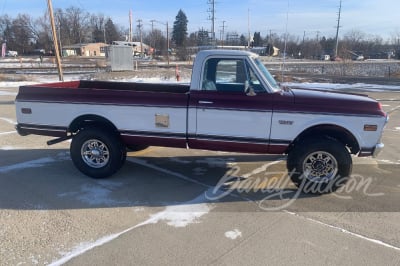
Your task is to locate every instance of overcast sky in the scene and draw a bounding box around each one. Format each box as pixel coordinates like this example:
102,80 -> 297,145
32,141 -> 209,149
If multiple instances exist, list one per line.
3,0 -> 399,40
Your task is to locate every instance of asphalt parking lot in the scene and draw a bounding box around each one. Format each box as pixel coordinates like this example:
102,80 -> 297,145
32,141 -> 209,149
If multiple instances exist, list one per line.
1,87 -> 400,265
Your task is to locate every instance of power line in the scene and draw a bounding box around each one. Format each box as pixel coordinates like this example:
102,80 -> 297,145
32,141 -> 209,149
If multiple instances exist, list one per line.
1,0 -> 7,16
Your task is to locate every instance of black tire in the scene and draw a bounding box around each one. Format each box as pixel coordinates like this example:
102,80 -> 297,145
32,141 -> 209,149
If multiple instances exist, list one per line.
70,127 -> 126,178
287,137 -> 352,194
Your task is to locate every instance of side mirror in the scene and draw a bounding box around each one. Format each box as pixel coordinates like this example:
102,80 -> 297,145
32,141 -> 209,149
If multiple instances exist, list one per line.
245,81 -> 257,96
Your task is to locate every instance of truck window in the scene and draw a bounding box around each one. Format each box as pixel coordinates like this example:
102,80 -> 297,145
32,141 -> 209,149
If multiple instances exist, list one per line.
202,58 -> 264,93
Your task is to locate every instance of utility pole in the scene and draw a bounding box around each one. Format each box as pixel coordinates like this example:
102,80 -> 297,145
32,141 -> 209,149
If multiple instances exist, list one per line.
46,0 -> 63,81
137,19 -> 143,56
220,21 -> 226,47
129,10 -> 133,42
207,0 -> 216,44
150,19 -> 156,52
166,21 -> 170,65
58,18 -> 62,57
248,9 -> 251,48
334,0 -> 342,58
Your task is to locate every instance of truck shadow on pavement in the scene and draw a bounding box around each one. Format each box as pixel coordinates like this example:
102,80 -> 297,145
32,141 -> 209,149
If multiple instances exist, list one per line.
0,149 -> 399,212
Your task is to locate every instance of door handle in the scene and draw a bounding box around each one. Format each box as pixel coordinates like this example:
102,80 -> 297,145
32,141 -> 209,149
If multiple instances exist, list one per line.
198,100 -> 213,104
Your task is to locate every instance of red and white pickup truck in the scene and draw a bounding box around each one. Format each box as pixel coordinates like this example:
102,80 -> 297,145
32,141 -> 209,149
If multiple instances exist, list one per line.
15,50 -> 388,193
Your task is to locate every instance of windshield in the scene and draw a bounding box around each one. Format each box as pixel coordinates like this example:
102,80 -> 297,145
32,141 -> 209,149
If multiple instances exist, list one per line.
253,58 -> 280,92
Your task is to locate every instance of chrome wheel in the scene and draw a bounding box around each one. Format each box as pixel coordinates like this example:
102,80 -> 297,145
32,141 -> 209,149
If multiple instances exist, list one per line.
81,139 -> 110,168
303,151 -> 338,183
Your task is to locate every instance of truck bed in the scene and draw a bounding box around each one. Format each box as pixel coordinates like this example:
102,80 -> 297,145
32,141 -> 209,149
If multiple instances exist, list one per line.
19,80 -> 190,93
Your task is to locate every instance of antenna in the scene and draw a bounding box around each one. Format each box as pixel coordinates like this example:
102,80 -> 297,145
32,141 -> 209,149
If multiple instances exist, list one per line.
334,0 -> 342,58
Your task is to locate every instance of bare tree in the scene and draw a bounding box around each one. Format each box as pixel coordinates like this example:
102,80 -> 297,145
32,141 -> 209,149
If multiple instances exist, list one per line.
9,14 -> 38,53
90,13 -> 106,43
63,6 -> 90,45
145,29 -> 167,56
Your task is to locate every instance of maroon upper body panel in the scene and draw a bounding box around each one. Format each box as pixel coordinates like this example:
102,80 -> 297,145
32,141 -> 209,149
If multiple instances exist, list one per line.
17,80 -> 190,108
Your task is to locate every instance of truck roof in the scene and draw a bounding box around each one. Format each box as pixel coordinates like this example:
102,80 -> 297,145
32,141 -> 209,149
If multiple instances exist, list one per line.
196,49 -> 258,58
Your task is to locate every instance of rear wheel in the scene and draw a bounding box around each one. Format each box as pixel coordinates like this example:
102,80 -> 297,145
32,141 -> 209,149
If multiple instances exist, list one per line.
287,137 -> 352,194
70,127 -> 126,178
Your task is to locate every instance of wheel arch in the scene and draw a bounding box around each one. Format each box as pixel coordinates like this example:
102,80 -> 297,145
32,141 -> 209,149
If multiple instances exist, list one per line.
68,114 -> 118,134
287,124 -> 360,155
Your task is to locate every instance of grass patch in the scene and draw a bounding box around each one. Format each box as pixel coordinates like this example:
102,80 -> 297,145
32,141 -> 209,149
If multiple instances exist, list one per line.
390,72 -> 400,78
0,74 -> 30,82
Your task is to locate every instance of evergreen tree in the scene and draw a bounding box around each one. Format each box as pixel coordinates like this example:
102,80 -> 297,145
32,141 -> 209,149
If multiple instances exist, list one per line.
172,9 -> 188,47
253,32 -> 262,47
105,18 -> 119,44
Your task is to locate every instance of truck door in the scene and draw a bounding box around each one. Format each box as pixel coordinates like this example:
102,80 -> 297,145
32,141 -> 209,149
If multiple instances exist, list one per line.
188,57 -> 274,153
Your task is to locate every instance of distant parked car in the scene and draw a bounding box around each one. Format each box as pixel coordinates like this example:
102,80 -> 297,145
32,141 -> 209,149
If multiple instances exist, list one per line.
6,50 -> 18,57
321,54 -> 330,61
330,56 -> 343,62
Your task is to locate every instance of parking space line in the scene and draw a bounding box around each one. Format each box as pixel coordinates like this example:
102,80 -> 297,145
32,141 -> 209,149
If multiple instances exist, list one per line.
0,131 -> 17,136
284,210 -> 400,252
0,153 -> 69,173
388,104 -> 400,114
127,157 -> 211,188
0,117 -> 16,125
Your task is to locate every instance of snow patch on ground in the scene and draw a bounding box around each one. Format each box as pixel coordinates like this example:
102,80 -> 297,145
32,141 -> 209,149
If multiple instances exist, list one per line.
225,229 -> 242,240
117,77 -> 190,84
193,167 -> 207,176
377,159 -> 400,165
0,90 -> 17,96
0,146 -> 16,150
195,157 -> 237,168
58,181 -> 129,206
148,191 -> 212,228
169,157 -> 192,164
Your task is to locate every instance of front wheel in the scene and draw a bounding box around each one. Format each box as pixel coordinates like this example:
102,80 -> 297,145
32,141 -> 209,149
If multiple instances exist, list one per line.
70,127 -> 126,178
287,137 -> 352,194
